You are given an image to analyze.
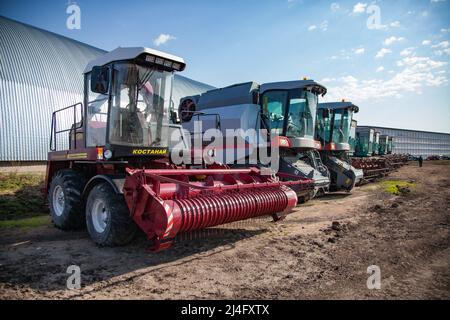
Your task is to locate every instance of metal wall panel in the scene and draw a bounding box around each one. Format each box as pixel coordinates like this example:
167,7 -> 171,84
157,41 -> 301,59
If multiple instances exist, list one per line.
0,16 -> 213,161
357,126 -> 450,157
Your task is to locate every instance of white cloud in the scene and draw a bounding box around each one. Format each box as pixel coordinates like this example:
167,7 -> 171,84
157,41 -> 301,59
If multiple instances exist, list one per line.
341,75 -> 358,84
432,41 -> 449,49
402,56 -> 446,69
353,2 -> 367,14
353,47 -> 365,55
328,47 -> 364,60
384,36 -> 405,46
422,40 -> 432,45
153,33 -> 176,46
390,21 -> 401,28
430,0 -> 447,3
422,11 -> 429,17
376,66 -> 385,72
328,53 -> 351,61
322,55 -> 448,103
375,48 -> 392,59
320,20 -> 329,31
308,25 -> 317,31
331,3 -> 340,12
371,24 -> 388,30
434,48 -> 450,56
287,0 -> 297,6
441,28 -> 450,33
400,47 -> 415,57
321,77 -> 337,83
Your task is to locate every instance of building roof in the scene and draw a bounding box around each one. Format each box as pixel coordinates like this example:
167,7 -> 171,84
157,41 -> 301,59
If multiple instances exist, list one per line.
357,125 -> 450,136
83,46 -> 186,73
259,80 -> 327,96
0,16 -> 212,161
319,102 -> 359,113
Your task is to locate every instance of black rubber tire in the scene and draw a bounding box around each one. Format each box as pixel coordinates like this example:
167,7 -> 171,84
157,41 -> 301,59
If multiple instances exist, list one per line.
85,183 -> 137,246
48,170 -> 85,230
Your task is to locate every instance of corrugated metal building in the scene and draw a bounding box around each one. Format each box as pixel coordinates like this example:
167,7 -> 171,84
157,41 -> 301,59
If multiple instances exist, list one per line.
0,16 -> 214,162
358,125 -> 450,157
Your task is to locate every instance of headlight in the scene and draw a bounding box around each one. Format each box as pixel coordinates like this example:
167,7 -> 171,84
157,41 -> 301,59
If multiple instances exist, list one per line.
103,149 -> 113,159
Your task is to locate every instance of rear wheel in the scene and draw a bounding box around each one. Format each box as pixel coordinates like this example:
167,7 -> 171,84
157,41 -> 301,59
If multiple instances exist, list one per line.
85,183 -> 137,246
48,170 -> 85,230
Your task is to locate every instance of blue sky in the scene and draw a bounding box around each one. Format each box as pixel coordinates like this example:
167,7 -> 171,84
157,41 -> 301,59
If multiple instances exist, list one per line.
1,0 -> 450,132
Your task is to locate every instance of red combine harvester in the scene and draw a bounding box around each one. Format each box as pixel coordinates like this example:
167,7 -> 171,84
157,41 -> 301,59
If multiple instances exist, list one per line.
45,47 -> 313,251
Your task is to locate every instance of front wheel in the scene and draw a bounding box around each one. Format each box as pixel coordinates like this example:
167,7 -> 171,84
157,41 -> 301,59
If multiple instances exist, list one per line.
85,183 -> 137,246
48,170 -> 85,230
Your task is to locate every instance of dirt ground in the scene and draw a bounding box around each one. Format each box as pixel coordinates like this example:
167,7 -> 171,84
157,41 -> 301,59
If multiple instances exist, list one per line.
1,161 -> 449,300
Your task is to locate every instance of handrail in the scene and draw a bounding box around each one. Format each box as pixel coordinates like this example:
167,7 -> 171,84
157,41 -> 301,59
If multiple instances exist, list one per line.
50,102 -> 83,151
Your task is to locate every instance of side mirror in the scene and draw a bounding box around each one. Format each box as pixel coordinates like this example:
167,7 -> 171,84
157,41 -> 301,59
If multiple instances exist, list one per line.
91,66 -> 110,95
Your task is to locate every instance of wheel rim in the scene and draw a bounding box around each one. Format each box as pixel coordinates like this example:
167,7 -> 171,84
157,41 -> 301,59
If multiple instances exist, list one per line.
52,185 -> 65,217
91,198 -> 108,233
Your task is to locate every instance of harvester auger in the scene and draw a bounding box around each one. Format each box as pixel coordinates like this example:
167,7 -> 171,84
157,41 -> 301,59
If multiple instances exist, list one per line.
45,47 -> 312,251
178,80 -> 330,201
351,157 -> 390,182
315,102 -> 364,191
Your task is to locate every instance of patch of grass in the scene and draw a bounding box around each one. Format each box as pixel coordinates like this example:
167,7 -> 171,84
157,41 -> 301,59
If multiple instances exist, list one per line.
0,215 -> 50,229
0,172 -> 44,193
380,180 -> 417,195
0,172 -> 47,221
360,184 -> 380,191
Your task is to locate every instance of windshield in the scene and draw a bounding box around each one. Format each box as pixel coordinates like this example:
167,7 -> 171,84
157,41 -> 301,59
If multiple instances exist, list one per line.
332,109 -> 352,144
109,62 -> 172,147
356,133 -> 373,155
286,91 -> 317,138
262,89 -> 317,138
262,91 -> 287,135
349,120 -> 357,152
379,138 -> 387,154
315,109 -> 331,144
374,132 -> 380,144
